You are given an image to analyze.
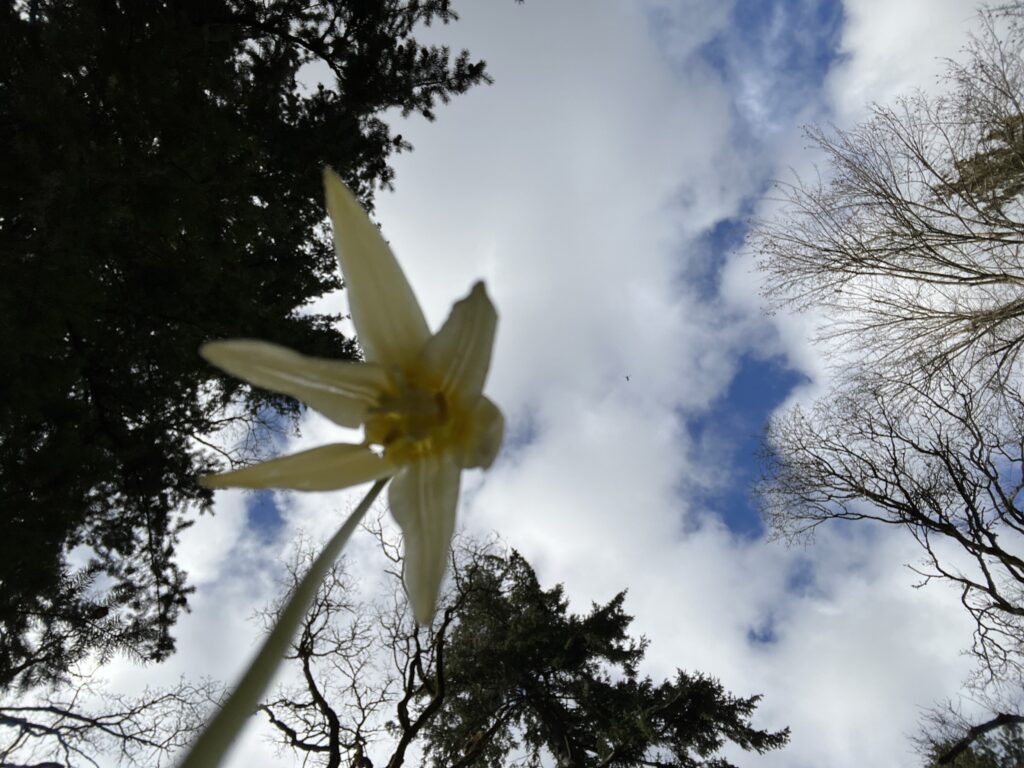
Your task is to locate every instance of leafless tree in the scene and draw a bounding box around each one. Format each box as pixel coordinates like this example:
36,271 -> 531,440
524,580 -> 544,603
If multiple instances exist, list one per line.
255,526 -> 483,768
759,366 -> 1024,762
752,3 -> 1024,388
753,5 -> 1024,758
0,669 -> 219,767
760,367 -> 1024,678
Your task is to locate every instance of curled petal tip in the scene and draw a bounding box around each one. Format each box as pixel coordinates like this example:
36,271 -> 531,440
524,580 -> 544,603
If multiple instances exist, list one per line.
421,281 -> 498,405
198,340 -> 227,365
458,396 -> 505,469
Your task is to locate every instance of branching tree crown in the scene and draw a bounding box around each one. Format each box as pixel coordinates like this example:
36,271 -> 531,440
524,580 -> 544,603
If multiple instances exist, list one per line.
920,708 -> 1024,767
751,3 -> 1024,388
0,668 -> 220,767
760,368 -> 1024,678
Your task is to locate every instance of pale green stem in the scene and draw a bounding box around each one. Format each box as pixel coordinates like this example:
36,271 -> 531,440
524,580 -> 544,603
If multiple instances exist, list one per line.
178,479 -> 389,768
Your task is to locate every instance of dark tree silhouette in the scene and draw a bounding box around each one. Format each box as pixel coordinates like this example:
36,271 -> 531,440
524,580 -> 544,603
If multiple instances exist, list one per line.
0,0 -> 494,690
920,711 -> 1024,767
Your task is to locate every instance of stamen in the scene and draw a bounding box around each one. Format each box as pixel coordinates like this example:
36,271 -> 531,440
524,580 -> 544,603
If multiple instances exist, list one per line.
363,375 -> 453,463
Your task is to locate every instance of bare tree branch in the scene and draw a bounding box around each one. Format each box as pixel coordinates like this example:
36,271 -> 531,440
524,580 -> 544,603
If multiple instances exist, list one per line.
0,669 -> 221,767
752,4 -> 1024,390
760,367 -> 1024,677
257,531 -> 787,768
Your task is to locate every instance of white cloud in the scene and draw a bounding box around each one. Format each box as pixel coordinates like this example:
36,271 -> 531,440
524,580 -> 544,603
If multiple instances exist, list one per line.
827,0 -> 977,123
176,490 -> 251,587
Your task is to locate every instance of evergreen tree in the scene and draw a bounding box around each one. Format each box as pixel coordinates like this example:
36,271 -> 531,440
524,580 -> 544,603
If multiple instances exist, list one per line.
425,550 -> 789,768
0,0 -> 493,690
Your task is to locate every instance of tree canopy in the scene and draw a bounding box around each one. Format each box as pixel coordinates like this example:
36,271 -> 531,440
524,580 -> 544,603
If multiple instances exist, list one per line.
0,0 -> 493,690
0,669 -> 219,767
760,367 -> 1024,676
424,548 -> 789,768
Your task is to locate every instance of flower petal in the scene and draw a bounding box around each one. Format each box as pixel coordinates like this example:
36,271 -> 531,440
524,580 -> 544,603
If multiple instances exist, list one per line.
201,340 -> 388,427
455,396 -> 505,470
201,444 -> 394,491
323,168 -> 430,368
388,455 -> 460,625
420,281 -> 497,404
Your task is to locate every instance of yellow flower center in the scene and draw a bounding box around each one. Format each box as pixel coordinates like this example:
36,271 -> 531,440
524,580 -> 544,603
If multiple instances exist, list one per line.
363,370 -> 457,464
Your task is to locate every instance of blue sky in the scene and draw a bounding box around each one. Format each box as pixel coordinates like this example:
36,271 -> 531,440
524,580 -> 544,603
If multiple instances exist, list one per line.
690,355 -> 807,536
698,0 -> 845,127
93,2 -> 995,767
657,0 -> 840,537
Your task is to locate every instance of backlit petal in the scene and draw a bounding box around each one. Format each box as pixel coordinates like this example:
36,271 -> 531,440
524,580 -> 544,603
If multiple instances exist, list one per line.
455,396 -> 505,470
201,340 -> 388,427
420,282 -> 497,404
201,444 -> 393,491
323,168 -> 429,367
388,455 -> 460,625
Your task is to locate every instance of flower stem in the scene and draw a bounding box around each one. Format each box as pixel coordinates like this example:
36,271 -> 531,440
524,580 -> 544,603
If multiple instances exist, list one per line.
178,479 -> 389,768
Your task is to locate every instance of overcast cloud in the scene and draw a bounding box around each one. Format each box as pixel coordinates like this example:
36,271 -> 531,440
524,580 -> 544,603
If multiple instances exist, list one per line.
98,2 -> 1000,766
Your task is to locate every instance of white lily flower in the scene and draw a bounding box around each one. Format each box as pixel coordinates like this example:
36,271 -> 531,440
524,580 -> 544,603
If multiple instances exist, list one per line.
201,168 -> 503,624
